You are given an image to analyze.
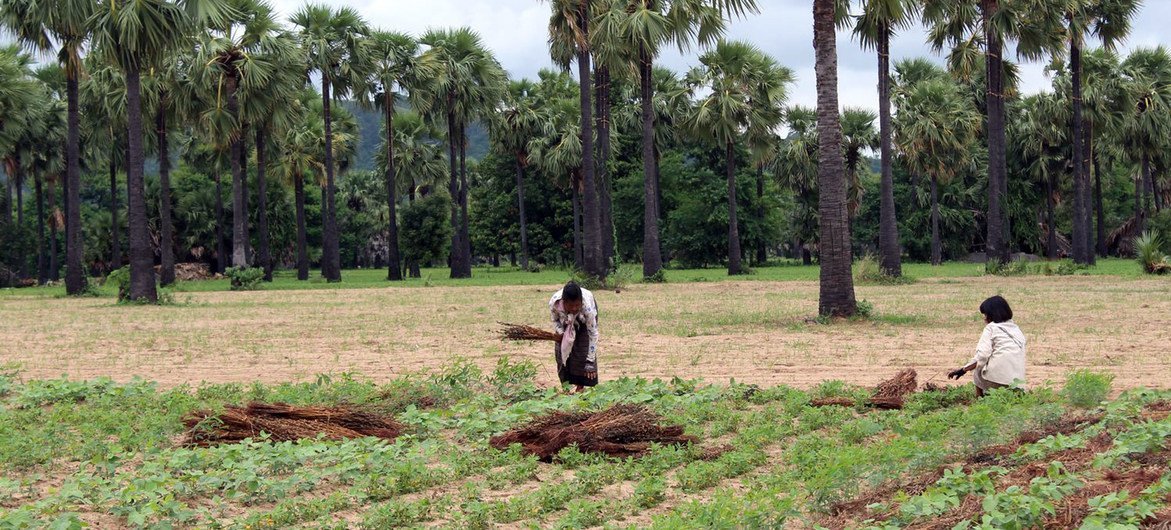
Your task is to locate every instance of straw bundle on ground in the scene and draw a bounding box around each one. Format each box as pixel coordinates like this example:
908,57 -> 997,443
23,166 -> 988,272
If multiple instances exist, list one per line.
489,404 -> 697,461
810,397 -> 857,408
865,368 -> 918,410
499,322 -> 560,342
182,402 -> 403,446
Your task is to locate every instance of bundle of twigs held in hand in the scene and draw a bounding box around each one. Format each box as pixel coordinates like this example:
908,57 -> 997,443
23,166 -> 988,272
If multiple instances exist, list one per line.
499,322 -> 560,342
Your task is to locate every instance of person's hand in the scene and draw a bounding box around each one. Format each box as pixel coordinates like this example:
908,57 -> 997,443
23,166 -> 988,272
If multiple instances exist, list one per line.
585,370 -> 597,381
947,368 -> 967,380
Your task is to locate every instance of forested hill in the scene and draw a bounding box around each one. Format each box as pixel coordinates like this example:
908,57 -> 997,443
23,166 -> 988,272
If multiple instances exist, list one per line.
339,101 -> 489,171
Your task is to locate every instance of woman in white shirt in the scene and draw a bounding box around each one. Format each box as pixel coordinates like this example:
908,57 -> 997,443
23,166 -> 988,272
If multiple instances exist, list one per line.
948,296 -> 1027,397
549,282 -> 599,392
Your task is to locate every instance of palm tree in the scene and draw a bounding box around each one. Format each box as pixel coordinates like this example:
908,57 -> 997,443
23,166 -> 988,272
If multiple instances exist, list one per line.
90,0 -> 227,302
1059,0 -> 1138,265
547,0 -> 604,278
680,40 -> 791,275
290,4 -> 370,282
600,0 -> 758,279
275,97 -> 323,281
924,0 -> 1061,266
375,111 -> 447,277
1079,49 -> 1127,256
776,105 -> 819,265
529,86 -> 586,268
361,30 -> 421,281
895,76 -> 982,265
840,108 -> 878,222
1013,92 -> 1068,259
416,28 -> 507,279
1120,47 -> 1171,223
1,0 -> 93,294
852,0 -> 917,277
489,79 -> 543,270
813,0 -> 856,317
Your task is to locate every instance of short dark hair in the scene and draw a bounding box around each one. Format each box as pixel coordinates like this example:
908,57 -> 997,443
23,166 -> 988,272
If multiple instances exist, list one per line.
979,295 -> 1013,323
562,281 -> 583,302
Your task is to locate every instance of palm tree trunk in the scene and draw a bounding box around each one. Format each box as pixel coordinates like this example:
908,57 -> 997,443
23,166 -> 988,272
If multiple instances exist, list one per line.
294,171 -> 308,280
814,0 -> 856,317
446,105 -> 466,279
35,173 -> 46,284
239,127 -> 251,265
1094,154 -> 1106,257
573,178 -> 582,270
459,124 -> 472,276
931,175 -> 942,266
2,164 -> 10,225
595,65 -> 615,270
64,73 -> 85,294
384,97 -> 402,281
727,142 -> 742,275
124,65 -> 157,302
576,9 -> 602,279
515,158 -> 530,270
982,0 -> 1007,266
256,127 -> 272,281
157,104 -> 175,286
321,76 -> 341,282
877,24 -> 901,277
639,46 -> 663,278
1047,170 -> 1058,260
1070,38 -> 1090,265
1142,153 -> 1153,214
49,178 -> 59,282
755,165 -> 766,265
14,158 -> 22,229
213,171 -> 226,274
108,155 -> 120,270
227,73 -> 247,269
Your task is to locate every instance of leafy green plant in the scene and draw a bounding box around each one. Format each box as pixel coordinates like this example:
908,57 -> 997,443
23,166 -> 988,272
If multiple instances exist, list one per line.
854,254 -> 915,285
106,266 -> 131,301
226,266 -> 265,291
1064,370 -> 1114,408
643,269 -> 667,283
985,258 -> 1029,276
1134,230 -> 1171,275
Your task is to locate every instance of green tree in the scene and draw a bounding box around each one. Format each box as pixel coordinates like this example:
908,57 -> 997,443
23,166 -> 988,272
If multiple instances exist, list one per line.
489,79 -> 543,270
1,0 -> 93,294
1119,47 -> 1171,223
840,108 -> 878,222
776,105 -> 819,265
680,40 -> 791,275
375,111 -> 448,277
290,3 -> 370,282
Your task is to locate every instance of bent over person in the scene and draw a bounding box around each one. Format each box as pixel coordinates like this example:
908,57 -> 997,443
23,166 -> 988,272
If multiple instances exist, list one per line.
549,281 -> 598,392
948,295 -> 1027,397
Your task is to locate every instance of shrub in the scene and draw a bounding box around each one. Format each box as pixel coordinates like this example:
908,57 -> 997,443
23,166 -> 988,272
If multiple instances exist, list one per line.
1134,231 -> 1171,275
985,258 -> 1029,276
106,266 -> 131,301
1064,370 -> 1114,408
226,266 -> 264,291
854,254 -> 915,285
642,269 -> 667,284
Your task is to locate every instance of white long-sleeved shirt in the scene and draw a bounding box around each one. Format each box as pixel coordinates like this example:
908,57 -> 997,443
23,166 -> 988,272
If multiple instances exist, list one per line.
549,287 -> 599,364
969,320 -> 1027,387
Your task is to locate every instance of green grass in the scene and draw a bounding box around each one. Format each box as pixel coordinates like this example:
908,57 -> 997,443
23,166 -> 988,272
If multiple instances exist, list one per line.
0,258 -> 1148,299
2,364 -> 1167,528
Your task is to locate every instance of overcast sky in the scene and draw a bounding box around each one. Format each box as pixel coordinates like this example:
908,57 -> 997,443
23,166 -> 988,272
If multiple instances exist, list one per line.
258,0 -> 1171,112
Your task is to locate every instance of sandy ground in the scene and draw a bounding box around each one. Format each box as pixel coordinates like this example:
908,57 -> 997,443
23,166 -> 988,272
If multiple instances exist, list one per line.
1,275 -> 1169,390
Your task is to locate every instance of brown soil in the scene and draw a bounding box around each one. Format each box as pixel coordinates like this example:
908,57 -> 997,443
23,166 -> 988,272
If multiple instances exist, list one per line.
1,278 -> 1168,390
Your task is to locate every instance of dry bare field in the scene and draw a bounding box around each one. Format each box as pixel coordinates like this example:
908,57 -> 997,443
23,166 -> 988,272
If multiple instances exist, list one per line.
2,274 -> 1168,391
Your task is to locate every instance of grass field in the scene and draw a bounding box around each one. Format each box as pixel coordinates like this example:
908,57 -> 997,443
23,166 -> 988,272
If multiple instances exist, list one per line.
1,259 -> 1169,528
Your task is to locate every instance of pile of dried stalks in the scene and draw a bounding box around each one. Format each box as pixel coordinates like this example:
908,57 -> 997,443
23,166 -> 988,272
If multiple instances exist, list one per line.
867,368 -> 918,409
499,322 -> 560,342
489,404 -> 697,461
182,402 -> 403,446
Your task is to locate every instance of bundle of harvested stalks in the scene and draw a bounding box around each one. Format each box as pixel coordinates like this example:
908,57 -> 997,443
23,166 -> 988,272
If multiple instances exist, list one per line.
810,397 -> 857,408
864,368 -> 918,410
182,402 -> 403,446
499,322 -> 560,342
489,403 -> 697,462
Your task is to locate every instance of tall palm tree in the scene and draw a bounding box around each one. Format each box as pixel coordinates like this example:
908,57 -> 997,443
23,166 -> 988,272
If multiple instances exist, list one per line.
853,0 -> 917,277
275,95 -> 323,281
680,40 -> 791,275
776,105 -> 819,265
600,0 -> 758,279
895,77 -> 982,265
1013,92 -> 1068,259
1079,48 -> 1127,256
375,111 -> 447,277
1,0 -> 93,294
290,4 -> 370,282
90,0 -> 227,302
548,0 -> 604,278
1059,0 -> 1138,265
813,0 -> 856,317
1120,47 -> 1171,223
416,28 -> 507,279
361,30 -> 421,281
924,0 -> 1062,266
489,79 -> 543,270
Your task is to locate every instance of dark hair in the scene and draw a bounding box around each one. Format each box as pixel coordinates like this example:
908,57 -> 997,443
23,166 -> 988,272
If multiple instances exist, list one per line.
562,281 -> 583,302
979,295 -> 1013,323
